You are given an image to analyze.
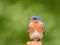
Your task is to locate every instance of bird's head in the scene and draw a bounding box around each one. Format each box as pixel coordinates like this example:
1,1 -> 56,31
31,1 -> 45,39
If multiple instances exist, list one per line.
29,16 -> 41,23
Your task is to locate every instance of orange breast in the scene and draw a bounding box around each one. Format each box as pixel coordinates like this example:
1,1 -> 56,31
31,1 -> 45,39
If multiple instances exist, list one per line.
29,22 -> 44,35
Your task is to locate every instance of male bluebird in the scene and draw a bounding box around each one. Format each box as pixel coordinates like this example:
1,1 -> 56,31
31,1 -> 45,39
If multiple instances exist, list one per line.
28,16 -> 46,41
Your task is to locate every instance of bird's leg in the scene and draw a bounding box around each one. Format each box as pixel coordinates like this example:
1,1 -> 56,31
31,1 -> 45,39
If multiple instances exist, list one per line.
37,39 -> 41,41
33,38 -> 39,41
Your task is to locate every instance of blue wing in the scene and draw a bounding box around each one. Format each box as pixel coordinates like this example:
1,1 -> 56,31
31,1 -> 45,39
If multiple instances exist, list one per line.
42,23 -> 46,32
28,24 -> 30,33
28,24 -> 30,30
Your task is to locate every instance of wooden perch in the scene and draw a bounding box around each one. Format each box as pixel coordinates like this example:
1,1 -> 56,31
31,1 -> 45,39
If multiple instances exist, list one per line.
27,41 -> 42,45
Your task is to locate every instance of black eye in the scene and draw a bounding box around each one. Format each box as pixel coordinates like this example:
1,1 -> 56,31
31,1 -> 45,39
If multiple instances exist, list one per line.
33,18 -> 36,20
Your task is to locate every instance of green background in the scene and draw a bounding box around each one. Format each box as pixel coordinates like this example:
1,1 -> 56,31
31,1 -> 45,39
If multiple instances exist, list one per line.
0,0 -> 60,45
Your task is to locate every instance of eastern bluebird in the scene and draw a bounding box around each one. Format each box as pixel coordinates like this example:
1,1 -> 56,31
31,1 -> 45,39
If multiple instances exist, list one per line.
28,16 -> 46,41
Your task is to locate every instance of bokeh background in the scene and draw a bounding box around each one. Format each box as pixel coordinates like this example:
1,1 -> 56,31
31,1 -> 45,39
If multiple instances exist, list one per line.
0,0 -> 60,45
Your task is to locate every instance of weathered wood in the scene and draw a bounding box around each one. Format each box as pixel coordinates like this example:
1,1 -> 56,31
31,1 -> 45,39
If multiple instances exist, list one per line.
27,41 -> 42,45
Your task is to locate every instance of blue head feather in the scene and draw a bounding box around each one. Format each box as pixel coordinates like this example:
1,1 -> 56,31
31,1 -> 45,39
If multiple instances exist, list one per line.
31,16 -> 41,21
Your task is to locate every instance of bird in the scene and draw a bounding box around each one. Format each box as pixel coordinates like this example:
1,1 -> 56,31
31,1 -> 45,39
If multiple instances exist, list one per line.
28,16 -> 46,41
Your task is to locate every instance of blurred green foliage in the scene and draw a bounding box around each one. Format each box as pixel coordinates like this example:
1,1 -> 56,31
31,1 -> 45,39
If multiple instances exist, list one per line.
0,0 -> 60,45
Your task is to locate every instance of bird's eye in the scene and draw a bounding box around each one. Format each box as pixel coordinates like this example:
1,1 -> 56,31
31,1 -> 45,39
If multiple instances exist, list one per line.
33,18 -> 36,20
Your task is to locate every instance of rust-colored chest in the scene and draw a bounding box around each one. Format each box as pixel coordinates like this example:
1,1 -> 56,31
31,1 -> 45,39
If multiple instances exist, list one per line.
29,22 -> 44,35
